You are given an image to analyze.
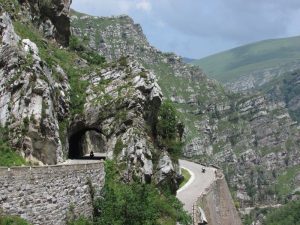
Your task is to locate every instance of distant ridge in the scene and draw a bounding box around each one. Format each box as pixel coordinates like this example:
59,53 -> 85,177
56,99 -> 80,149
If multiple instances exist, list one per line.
192,36 -> 300,87
182,57 -> 195,63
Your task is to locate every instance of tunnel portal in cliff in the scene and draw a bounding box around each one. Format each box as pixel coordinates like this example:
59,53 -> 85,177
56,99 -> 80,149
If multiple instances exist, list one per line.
68,128 -> 106,159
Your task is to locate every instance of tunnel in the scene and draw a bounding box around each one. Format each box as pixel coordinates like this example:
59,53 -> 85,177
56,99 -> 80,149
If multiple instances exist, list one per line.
68,128 -> 106,159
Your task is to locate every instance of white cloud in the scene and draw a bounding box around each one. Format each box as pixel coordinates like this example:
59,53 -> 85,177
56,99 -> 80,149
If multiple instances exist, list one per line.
136,0 -> 152,12
118,0 -> 133,13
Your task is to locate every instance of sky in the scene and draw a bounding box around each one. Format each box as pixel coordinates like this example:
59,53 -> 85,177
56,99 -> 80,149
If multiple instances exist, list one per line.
72,0 -> 300,59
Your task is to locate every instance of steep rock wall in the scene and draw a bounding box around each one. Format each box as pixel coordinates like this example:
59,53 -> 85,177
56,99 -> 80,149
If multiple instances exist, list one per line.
0,12 -> 70,165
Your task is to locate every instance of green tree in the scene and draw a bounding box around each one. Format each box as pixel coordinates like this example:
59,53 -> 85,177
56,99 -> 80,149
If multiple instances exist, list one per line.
157,101 -> 178,139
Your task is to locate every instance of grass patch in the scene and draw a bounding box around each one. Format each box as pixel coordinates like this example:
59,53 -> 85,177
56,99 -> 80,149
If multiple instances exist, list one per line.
192,36 -> 300,83
179,168 -> 191,188
0,144 -> 26,167
0,215 -> 31,225
0,128 -> 27,167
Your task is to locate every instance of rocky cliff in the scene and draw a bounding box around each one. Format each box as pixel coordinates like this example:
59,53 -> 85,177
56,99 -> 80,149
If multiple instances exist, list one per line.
0,0 -> 181,192
0,11 -> 70,165
19,0 -> 71,46
69,10 -> 300,212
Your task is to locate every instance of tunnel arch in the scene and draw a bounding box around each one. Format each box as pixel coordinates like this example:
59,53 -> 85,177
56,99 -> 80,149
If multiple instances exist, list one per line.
68,127 -> 106,159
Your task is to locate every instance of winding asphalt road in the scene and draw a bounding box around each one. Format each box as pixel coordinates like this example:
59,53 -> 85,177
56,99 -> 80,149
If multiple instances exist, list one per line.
177,159 -> 216,213
62,157 -> 216,214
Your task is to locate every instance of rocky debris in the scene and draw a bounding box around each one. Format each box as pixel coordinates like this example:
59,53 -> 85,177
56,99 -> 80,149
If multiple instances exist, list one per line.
0,12 -> 70,164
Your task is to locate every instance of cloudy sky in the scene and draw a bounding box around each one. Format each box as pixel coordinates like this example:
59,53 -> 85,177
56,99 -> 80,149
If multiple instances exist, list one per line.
72,0 -> 300,59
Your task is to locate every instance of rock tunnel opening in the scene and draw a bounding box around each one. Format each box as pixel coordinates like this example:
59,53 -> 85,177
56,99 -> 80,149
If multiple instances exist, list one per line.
68,128 -> 106,159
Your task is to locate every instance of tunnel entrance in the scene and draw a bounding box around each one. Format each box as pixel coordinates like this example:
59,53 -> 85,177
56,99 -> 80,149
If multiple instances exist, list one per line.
68,128 -> 106,160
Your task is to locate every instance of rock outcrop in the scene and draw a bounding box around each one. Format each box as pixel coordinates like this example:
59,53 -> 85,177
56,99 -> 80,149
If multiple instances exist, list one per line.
68,57 -> 179,186
19,0 -> 71,46
0,2 -> 180,191
0,12 -> 70,165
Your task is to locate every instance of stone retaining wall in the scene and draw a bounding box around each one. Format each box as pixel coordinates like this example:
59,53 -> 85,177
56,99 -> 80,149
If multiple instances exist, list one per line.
0,162 -> 105,225
195,171 -> 242,225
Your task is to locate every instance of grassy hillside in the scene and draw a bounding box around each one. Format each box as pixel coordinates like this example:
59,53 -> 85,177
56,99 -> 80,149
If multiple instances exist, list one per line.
192,36 -> 300,83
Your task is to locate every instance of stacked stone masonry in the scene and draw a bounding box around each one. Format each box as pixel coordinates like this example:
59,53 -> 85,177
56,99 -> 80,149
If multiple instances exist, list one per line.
0,162 -> 105,225
195,172 -> 242,225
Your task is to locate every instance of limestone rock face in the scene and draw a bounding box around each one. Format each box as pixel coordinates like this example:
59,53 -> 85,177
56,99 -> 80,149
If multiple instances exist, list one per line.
67,57 -> 179,186
188,93 -> 300,207
0,4 -> 180,190
0,12 -> 70,164
19,0 -> 71,46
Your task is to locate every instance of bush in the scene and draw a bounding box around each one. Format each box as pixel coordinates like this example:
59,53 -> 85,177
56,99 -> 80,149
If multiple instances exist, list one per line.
119,56 -> 128,67
113,138 -> 124,157
93,161 -> 191,225
157,101 -> 178,139
80,51 -> 105,65
69,36 -> 85,52
0,127 -> 27,167
263,200 -> 300,225
39,0 -> 52,9
162,139 -> 183,161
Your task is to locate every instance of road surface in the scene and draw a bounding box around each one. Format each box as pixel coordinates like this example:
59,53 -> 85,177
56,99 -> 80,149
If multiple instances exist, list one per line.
60,153 -> 106,165
177,159 -> 216,213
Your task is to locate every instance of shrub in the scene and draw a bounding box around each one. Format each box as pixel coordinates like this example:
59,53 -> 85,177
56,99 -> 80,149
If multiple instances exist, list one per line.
157,101 -> 178,139
263,200 -> 300,225
113,138 -> 124,157
0,127 -> 27,167
39,0 -> 52,9
80,51 -> 105,65
69,36 -> 85,52
93,161 -> 191,225
119,56 -> 128,67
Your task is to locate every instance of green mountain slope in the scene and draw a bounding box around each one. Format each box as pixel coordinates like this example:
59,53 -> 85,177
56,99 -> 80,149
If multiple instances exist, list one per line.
192,36 -> 300,85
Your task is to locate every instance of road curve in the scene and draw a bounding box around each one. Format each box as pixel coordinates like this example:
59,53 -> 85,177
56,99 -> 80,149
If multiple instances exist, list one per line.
177,159 -> 216,213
